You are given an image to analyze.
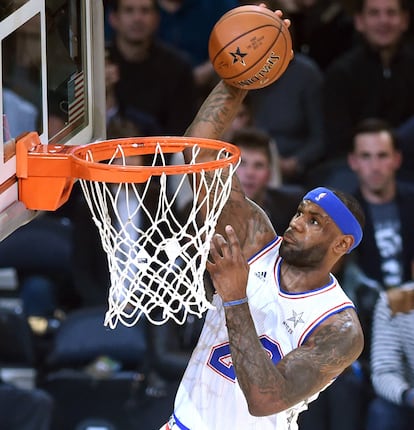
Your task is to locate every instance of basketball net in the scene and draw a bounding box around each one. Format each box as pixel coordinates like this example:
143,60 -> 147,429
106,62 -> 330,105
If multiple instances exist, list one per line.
79,141 -> 239,327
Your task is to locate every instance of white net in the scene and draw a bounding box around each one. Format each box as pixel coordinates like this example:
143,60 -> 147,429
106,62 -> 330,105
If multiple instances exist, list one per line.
78,141 -> 239,327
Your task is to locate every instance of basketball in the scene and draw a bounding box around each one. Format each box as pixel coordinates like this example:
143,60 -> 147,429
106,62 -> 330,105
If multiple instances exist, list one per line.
208,5 -> 293,90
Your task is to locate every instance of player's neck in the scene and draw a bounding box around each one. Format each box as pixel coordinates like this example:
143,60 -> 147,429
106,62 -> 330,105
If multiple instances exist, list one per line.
279,261 -> 332,293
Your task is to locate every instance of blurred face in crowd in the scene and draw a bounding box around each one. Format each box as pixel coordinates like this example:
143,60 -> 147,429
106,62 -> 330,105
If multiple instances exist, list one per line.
109,0 -> 159,45
237,147 -> 271,202
354,0 -> 409,49
348,130 -> 401,199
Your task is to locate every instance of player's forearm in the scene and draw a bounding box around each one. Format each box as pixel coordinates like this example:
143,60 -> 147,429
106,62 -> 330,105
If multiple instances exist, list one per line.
224,303 -> 291,416
183,81 -> 247,162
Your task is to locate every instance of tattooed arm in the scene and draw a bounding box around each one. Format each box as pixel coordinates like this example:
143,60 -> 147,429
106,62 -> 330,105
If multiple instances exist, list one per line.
207,225 -> 364,416
184,80 -> 247,143
183,81 -> 275,255
226,306 -> 363,416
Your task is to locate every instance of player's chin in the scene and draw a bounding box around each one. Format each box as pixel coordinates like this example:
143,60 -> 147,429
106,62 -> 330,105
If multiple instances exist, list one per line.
279,239 -> 300,258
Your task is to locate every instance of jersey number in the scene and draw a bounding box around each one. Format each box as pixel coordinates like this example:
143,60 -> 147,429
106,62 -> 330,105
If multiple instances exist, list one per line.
207,335 -> 283,382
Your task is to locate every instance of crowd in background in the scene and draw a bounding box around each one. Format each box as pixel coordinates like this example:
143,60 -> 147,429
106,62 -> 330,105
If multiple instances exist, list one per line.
1,0 -> 414,429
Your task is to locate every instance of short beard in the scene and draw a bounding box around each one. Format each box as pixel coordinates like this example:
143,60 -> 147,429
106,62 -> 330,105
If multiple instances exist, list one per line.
279,241 -> 327,268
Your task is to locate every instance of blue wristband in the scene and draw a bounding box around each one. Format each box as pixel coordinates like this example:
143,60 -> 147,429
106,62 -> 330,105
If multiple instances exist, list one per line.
223,297 -> 248,307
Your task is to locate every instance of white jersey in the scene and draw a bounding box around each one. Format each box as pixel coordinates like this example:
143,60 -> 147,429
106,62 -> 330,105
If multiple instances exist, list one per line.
173,237 -> 355,430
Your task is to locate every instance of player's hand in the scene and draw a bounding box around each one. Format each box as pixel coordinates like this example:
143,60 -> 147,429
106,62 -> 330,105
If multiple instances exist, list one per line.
258,3 -> 291,29
259,4 -> 293,59
206,225 -> 249,303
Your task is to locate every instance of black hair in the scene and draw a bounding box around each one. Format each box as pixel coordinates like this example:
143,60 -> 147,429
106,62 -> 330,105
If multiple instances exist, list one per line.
230,127 -> 273,163
351,117 -> 400,151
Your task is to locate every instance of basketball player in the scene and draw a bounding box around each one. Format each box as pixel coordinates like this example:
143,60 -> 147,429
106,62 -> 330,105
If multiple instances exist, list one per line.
160,8 -> 365,430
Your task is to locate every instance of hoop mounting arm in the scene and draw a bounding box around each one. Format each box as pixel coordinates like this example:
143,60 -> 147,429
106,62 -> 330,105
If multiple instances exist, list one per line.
16,132 -> 76,211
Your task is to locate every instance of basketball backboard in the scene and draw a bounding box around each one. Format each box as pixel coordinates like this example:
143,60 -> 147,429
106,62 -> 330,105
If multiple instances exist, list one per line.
0,0 -> 106,241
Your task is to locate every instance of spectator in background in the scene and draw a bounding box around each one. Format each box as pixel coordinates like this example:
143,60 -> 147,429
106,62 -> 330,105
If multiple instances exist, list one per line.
348,118 -> 414,290
322,0 -> 414,167
366,284 -> 414,430
275,0 -> 356,71
105,49 -> 161,135
156,0 -> 238,103
230,127 -> 304,235
346,118 -> 414,409
107,0 -> 197,136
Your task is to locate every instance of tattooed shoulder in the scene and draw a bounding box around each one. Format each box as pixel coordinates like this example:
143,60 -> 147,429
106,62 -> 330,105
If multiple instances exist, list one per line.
306,308 -> 364,370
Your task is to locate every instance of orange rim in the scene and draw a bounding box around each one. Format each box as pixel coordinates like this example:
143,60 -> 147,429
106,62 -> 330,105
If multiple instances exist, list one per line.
70,136 -> 241,183
16,133 -> 241,211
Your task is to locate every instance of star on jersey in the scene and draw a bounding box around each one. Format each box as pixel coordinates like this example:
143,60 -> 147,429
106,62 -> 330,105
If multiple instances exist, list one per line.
230,47 -> 247,65
287,310 -> 305,328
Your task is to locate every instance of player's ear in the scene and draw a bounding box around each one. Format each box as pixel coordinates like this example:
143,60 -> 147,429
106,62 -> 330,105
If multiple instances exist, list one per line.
334,235 -> 354,256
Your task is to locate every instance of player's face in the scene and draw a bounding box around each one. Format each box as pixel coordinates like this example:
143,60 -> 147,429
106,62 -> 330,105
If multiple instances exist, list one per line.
110,0 -> 159,44
280,201 -> 338,267
348,131 -> 401,196
354,0 -> 409,49
237,148 -> 271,201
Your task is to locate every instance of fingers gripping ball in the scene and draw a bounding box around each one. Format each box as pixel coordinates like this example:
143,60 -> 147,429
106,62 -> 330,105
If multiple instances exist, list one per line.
208,5 -> 293,90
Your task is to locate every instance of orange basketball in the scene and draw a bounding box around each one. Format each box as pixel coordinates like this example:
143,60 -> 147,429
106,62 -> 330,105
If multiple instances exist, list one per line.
208,5 -> 293,90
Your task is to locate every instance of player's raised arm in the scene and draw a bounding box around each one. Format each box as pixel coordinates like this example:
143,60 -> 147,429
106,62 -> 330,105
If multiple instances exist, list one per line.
183,81 -> 275,255
185,81 -> 247,143
182,5 -> 292,254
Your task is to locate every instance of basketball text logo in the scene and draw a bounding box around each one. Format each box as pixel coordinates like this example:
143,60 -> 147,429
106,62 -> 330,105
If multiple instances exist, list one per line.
233,52 -> 280,87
